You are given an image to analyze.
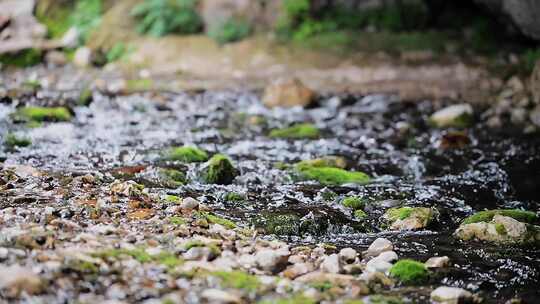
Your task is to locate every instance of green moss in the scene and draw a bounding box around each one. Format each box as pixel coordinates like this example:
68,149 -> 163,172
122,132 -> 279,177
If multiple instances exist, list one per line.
105,42 -> 133,63
11,107 -> 72,122
366,295 -> 404,304
495,223 -> 507,235
320,189 -> 337,201
78,87 -> 93,106
310,281 -> 333,292
259,294 -> 316,304
225,192 -> 245,202
354,209 -> 368,220
462,209 -> 538,225
68,260 -> 99,274
296,156 -> 347,169
36,3 -> 72,39
205,213 -> 237,229
166,146 -> 209,162
385,207 -> 414,221
164,195 -> 181,204
169,216 -> 187,225
71,0 -> 103,43
94,248 -> 152,263
160,168 -> 186,186
295,162 -> 370,186
126,79 -> 154,91
256,213 -> 300,235
389,259 -> 429,284
212,271 -> 261,292
342,196 -> 364,210
201,154 -> 238,184
131,0 -> 203,37
182,239 -> 221,256
209,18 -> 252,44
269,123 -> 320,139
23,79 -> 42,90
0,49 -> 43,68
4,134 -> 31,148
154,252 -> 184,269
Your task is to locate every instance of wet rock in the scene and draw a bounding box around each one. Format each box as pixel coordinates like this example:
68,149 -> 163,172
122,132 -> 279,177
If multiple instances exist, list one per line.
0,247 -> 8,260
201,154 -> 238,184
282,262 -> 311,279
73,47 -> 92,68
430,104 -> 474,128
45,51 -> 67,66
180,197 -> 199,211
339,248 -> 357,264
430,286 -> 473,304
255,249 -> 290,274
474,0 -> 540,40
320,254 -> 341,274
366,258 -> 393,274
425,256 -> 450,269
295,271 -> 355,286
529,105 -> 540,128
455,214 -> 539,245
373,251 -> 398,264
383,207 -> 436,231
0,265 -> 43,296
201,288 -> 241,304
531,60 -> 540,105
364,238 -> 393,257
61,27 -> 79,48
262,78 -> 315,108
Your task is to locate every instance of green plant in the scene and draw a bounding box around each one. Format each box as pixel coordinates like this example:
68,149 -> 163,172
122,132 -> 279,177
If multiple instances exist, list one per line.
71,0 -> 103,43
389,259 -> 429,284
269,123 -> 320,139
106,43 -> 133,63
0,49 -> 42,68
209,18 -> 252,44
131,0 -> 202,37
166,146 -> 208,162
342,196 -> 364,210
462,209 -> 537,225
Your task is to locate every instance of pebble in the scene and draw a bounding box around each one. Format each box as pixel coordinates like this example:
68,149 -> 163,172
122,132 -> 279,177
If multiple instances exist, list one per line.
365,258 -> 393,273
425,256 -> 450,269
0,265 -> 43,296
201,289 -> 241,304
364,238 -> 393,257
180,197 -> 199,210
0,247 -> 8,260
255,249 -> 290,273
320,254 -> 341,274
338,248 -> 357,264
430,286 -> 473,304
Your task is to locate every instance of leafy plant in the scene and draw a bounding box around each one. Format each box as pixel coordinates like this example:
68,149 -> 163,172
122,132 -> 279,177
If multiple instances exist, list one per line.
209,19 -> 251,44
131,0 -> 203,37
105,43 -> 134,63
71,0 -> 103,43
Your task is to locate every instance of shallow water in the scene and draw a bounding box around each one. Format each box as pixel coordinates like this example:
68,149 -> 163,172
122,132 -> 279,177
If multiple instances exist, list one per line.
1,90 -> 539,303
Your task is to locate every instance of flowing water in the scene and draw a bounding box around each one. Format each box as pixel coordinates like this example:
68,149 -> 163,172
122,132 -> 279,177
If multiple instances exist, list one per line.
1,90 -> 539,303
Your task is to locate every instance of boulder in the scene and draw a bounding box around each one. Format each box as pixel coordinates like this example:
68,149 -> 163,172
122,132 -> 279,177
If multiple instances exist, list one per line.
262,78 -> 315,109
425,256 -> 450,269
454,215 -> 540,245
363,238 -> 393,257
474,0 -> 540,41
383,207 -> 437,230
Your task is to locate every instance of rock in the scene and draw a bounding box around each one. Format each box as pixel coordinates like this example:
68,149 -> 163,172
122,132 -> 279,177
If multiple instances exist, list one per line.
183,247 -> 211,261
364,238 -> 393,257
61,27 -> 79,48
262,78 -> 315,108
201,154 -> 238,185
531,61 -> 540,105
0,247 -> 8,260
474,0 -> 540,40
430,286 -> 473,304
429,104 -> 474,128
366,258 -> 393,274
454,215 -> 539,245
180,197 -> 199,210
45,50 -> 67,66
320,254 -> 341,274
425,256 -> 450,269
73,47 -> 92,68
0,265 -> 43,296
201,288 -> 241,304
373,251 -> 398,264
255,249 -> 290,274
383,207 -> 437,231
338,248 -> 357,264
282,262 -> 311,279
295,271 -> 355,286
389,259 -> 429,284
530,105 -> 540,128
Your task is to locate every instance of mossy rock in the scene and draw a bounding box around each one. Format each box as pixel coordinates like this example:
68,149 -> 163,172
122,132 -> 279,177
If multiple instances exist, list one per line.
462,209 -> 538,225
4,134 -> 31,148
256,213 -> 300,235
0,49 -> 43,68
201,154 -> 238,184
159,168 -> 186,186
195,211 -> 237,229
165,146 -> 209,162
354,209 -> 368,220
212,271 -> 261,292
224,192 -> 245,202
269,123 -> 320,139
296,156 -> 347,169
259,294 -> 317,304
342,196 -> 364,210
389,259 -> 429,284
294,161 -> 370,186
429,104 -> 474,129
11,107 -> 72,123
383,207 -> 436,230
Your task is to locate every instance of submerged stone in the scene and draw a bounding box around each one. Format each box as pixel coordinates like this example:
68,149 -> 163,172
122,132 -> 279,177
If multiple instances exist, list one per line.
165,146 -> 209,162
294,161 -> 370,186
11,106 -> 72,122
201,154 -> 238,184
383,207 -> 436,230
269,123 -> 320,139
429,104 -> 473,128
389,259 -> 429,284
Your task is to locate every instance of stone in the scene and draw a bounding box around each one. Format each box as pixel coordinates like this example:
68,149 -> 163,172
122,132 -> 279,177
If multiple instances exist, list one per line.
383,207 -> 437,231
430,286 -> 473,304
0,265 -> 43,296
0,247 -> 8,260
180,197 -> 199,210
262,78 -> 315,108
374,251 -> 398,264
295,271 -> 355,286
73,47 -> 92,68
364,238 -> 393,257
366,258 -> 393,274
430,104 -> 473,128
255,249 -> 290,274
282,262 -> 311,279
45,51 -> 67,66
339,248 -> 357,264
531,61 -> 540,105
201,288 -> 241,304
320,254 -> 341,274
61,27 -> 79,48
529,105 -> 540,128
454,215 -> 539,245
425,256 -> 450,269
474,0 -> 540,40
